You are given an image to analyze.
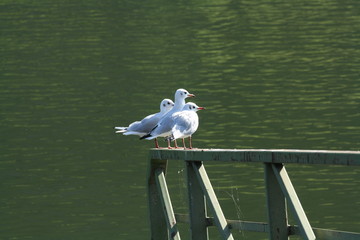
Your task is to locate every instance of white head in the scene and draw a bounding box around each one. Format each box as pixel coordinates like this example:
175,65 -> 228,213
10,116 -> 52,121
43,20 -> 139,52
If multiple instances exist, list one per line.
174,88 -> 195,102
160,98 -> 175,113
183,102 -> 205,112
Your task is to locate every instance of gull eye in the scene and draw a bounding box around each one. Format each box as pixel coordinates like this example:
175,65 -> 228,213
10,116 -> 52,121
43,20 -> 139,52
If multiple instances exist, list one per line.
167,102 -> 171,105
184,91 -> 187,95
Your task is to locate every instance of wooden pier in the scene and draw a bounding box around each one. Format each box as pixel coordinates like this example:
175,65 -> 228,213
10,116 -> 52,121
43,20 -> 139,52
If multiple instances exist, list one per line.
147,149 -> 360,240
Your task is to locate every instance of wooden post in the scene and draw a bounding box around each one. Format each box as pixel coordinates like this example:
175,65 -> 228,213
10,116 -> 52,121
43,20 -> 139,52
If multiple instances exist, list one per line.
155,169 -> 181,240
148,158 -> 168,240
271,164 -> 316,240
192,161 -> 234,240
265,163 -> 289,240
186,161 -> 209,240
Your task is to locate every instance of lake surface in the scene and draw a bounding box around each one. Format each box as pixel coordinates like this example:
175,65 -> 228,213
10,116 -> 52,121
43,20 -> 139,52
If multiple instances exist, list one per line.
1,0 -> 359,239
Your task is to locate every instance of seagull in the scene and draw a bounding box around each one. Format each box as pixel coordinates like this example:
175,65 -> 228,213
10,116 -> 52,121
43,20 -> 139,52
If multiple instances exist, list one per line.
164,88 -> 195,116
142,102 -> 204,149
168,102 -> 205,149
115,98 -> 174,148
140,88 -> 195,148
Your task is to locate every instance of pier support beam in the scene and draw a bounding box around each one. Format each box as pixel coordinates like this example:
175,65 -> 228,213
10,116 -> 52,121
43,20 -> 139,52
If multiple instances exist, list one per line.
148,159 -> 167,239
265,163 -> 289,240
186,161 -> 209,240
147,149 -> 360,239
191,161 -> 234,240
271,163 -> 316,240
155,169 -> 181,240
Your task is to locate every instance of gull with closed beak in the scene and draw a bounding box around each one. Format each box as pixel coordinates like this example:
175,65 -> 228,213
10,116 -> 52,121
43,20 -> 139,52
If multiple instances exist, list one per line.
168,102 -> 204,149
115,98 -> 174,148
140,88 -> 195,148
142,102 -> 204,149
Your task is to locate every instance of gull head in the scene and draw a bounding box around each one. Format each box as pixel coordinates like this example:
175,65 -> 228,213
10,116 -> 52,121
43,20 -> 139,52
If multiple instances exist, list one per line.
183,102 -> 205,112
175,88 -> 195,101
160,98 -> 175,113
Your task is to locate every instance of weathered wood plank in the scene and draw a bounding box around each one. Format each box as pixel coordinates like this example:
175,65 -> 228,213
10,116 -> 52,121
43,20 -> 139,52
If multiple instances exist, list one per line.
186,161 -> 209,240
176,213 -> 360,239
148,150 -> 360,239
290,225 -> 360,240
192,161 -> 234,240
313,227 -> 360,240
226,219 -> 269,233
149,149 -> 360,166
147,159 -> 168,239
271,164 -> 316,240
155,169 -> 181,240
265,163 -> 289,240
175,213 -> 269,233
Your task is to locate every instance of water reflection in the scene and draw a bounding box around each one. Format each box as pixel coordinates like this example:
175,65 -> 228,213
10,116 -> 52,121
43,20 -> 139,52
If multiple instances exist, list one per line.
1,0 -> 359,239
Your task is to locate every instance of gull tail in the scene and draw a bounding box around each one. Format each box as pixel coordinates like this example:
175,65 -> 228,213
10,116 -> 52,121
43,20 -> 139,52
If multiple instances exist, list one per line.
114,127 -> 127,133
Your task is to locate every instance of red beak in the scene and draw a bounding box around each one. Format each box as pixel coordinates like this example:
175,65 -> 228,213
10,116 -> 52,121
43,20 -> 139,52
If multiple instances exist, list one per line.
187,93 -> 195,97
197,107 -> 205,110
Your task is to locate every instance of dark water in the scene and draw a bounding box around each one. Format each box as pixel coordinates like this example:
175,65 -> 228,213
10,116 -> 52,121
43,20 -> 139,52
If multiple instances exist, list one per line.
1,0 -> 359,239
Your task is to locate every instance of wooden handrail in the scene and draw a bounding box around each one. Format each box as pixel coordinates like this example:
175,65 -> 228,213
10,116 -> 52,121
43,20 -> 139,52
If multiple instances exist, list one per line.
147,149 -> 360,240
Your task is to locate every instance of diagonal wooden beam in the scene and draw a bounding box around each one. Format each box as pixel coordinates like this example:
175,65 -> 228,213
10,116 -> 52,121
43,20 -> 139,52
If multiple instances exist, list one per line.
265,163 -> 289,240
148,159 -> 168,239
155,168 -> 181,240
186,161 -> 209,240
191,161 -> 234,240
271,163 -> 316,240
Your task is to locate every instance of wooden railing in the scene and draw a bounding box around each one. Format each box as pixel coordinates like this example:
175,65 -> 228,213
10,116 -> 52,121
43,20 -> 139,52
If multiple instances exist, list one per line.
147,149 -> 360,240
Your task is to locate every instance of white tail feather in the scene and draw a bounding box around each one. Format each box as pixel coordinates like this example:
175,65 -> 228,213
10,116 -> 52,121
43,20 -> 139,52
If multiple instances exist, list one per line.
114,127 -> 127,133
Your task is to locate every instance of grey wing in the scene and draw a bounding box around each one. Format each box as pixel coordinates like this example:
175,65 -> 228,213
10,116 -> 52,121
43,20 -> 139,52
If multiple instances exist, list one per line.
171,113 -> 193,138
151,115 -> 175,137
126,121 -> 143,132
128,113 -> 159,133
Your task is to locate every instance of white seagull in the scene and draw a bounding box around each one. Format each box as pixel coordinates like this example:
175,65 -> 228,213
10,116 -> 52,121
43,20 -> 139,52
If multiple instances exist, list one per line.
140,88 -> 195,148
170,102 -> 205,149
142,102 -> 204,149
115,98 -> 174,148
169,102 -> 205,149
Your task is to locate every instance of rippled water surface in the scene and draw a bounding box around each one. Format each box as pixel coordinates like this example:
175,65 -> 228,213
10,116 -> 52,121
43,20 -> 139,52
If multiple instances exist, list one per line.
1,0 -> 359,239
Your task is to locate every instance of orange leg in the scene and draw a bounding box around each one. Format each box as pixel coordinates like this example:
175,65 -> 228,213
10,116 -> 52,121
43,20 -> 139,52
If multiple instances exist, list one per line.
154,138 -> 159,148
174,139 -> 178,148
167,138 -> 172,149
189,136 -> 193,149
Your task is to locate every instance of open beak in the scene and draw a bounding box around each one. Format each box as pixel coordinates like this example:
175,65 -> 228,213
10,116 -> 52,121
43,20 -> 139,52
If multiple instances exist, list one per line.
197,107 -> 205,110
187,93 -> 195,98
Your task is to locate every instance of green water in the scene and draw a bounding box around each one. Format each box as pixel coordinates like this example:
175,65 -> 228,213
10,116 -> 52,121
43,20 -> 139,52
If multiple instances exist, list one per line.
1,0 -> 359,239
